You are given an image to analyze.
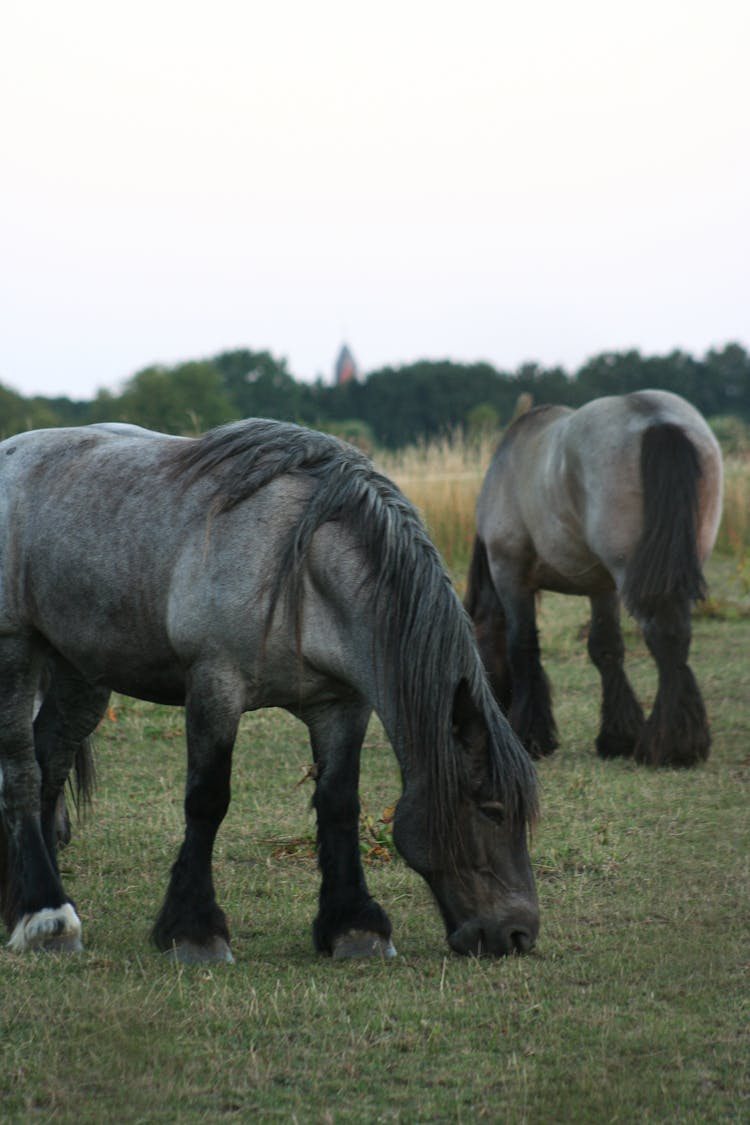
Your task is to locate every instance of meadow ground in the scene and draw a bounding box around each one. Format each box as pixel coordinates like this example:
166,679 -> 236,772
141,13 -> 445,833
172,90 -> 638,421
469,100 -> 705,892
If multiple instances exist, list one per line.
0,446 -> 748,1123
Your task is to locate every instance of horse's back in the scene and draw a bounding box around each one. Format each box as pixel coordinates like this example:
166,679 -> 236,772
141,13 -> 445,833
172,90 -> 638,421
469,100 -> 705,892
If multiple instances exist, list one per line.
0,425 -> 184,529
0,426 -> 198,690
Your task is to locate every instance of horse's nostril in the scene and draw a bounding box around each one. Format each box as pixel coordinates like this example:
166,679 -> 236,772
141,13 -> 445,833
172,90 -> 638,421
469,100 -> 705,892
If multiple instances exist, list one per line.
510,928 -> 534,954
450,922 -> 536,957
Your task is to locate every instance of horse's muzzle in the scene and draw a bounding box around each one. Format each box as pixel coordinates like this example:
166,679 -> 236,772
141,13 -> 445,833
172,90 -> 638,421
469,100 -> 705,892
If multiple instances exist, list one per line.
448,914 -> 538,957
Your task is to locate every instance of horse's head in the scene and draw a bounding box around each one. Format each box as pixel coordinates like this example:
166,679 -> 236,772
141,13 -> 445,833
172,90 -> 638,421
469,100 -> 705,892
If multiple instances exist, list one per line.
392,681 -> 539,957
393,792 -> 539,956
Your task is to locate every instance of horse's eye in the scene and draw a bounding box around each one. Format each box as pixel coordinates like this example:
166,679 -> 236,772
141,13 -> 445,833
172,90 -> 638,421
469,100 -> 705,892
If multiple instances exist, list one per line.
479,801 -> 505,826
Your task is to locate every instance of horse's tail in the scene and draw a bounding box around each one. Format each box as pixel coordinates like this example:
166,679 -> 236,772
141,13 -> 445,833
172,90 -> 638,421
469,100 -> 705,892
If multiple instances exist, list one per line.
71,735 -> 97,812
67,738 -> 97,828
622,422 -> 707,619
464,535 -> 513,709
464,534 -> 494,620
55,736 -> 97,848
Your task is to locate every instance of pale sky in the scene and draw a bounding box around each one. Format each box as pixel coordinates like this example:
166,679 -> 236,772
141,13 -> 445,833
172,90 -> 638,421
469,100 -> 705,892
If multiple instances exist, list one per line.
2,0 -> 748,400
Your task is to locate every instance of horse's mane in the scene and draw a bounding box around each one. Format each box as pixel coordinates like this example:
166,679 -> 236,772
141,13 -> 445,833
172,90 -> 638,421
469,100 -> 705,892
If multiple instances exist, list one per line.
167,419 -> 538,848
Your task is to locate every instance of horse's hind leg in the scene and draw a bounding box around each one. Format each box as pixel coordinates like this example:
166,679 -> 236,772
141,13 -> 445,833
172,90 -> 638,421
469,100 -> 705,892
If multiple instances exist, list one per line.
152,669 -> 241,963
303,700 -> 395,960
588,592 -> 645,759
0,638 -> 83,952
636,599 -> 710,768
33,660 -> 109,867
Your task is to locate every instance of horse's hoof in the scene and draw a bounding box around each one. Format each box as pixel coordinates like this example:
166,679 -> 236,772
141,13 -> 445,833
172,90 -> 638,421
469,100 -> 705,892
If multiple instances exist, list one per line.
167,936 -> 235,965
39,932 -> 85,954
636,744 -> 709,769
332,930 -> 397,961
8,904 -> 83,954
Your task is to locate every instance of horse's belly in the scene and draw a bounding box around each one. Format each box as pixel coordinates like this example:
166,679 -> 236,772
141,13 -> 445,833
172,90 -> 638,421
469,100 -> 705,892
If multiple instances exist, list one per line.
55,634 -> 187,706
529,553 -> 614,596
99,666 -> 186,706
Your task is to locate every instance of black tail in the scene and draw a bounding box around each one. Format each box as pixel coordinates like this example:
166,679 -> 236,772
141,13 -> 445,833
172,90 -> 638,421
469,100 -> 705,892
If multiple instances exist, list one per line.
55,737 -> 97,850
622,423 -> 707,620
464,534 -> 494,621
71,736 -> 97,812
464,536 -> 513,710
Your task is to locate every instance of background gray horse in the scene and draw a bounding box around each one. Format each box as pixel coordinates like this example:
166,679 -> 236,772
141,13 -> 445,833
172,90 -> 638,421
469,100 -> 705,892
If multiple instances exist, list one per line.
465,390 -> 723,768
0,419 -> 538,960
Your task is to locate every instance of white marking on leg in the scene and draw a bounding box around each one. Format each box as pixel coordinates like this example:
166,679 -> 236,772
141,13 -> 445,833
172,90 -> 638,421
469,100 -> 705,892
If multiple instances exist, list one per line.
7,903 -> 82,952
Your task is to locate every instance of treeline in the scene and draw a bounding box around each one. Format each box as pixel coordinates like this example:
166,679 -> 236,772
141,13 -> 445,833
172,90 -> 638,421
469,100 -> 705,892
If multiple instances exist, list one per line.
2,342 -> 749,450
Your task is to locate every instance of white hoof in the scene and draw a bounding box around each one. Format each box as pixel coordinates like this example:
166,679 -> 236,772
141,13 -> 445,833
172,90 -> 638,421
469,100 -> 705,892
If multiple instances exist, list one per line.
8,904 -> 83,953
332,930 -> 397,961
166,936 -> 235,964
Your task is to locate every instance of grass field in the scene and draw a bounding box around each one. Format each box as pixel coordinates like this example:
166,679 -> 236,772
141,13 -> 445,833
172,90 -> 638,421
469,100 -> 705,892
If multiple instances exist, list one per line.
0,448 -> 748,1123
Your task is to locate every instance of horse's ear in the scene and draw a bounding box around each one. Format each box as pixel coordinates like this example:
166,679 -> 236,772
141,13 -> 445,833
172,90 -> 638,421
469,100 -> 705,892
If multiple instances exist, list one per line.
452,680 -> 489,791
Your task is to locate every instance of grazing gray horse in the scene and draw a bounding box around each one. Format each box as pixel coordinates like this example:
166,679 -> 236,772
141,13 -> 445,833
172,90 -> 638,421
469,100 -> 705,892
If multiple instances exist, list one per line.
465,390 -> 723,768
0,419 -> 538,960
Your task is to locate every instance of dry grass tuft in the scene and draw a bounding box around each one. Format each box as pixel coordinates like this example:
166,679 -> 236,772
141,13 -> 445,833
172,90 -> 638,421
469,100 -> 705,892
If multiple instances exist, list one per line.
379,434 -> 750,572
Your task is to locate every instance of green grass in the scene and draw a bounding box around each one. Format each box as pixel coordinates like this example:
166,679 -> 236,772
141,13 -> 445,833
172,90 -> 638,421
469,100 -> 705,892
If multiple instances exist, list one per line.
1,556 -> 748,1123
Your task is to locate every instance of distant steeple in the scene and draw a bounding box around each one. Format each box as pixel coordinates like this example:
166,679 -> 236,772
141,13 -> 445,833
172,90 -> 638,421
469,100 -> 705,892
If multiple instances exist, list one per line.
334,344 -> 359,386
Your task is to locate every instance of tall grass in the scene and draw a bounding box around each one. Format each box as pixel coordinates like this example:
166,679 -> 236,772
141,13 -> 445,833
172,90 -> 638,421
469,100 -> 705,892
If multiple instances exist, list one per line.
717,455 -> 750,556
376,431 -> 497,579
378,434 -> 750,573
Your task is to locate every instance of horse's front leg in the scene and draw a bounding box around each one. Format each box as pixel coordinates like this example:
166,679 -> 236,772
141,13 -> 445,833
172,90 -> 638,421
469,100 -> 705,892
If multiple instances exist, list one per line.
303,700 -> 396,961
151,672 -> 241,963
0,638 -> 82,953
588,592 -> 645,759
501,589 -> 558,759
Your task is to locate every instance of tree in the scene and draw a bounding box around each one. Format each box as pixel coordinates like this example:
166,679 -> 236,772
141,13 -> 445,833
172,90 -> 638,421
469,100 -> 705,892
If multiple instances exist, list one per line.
12,339 -> 750,450
703,343 -> 750,419
112,361 -> 238,434
0,384 -> 61,437
359,361 -> 512,447
213,349 -> 313,421
572,350 -> 648,404
466,402 -> 501,441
